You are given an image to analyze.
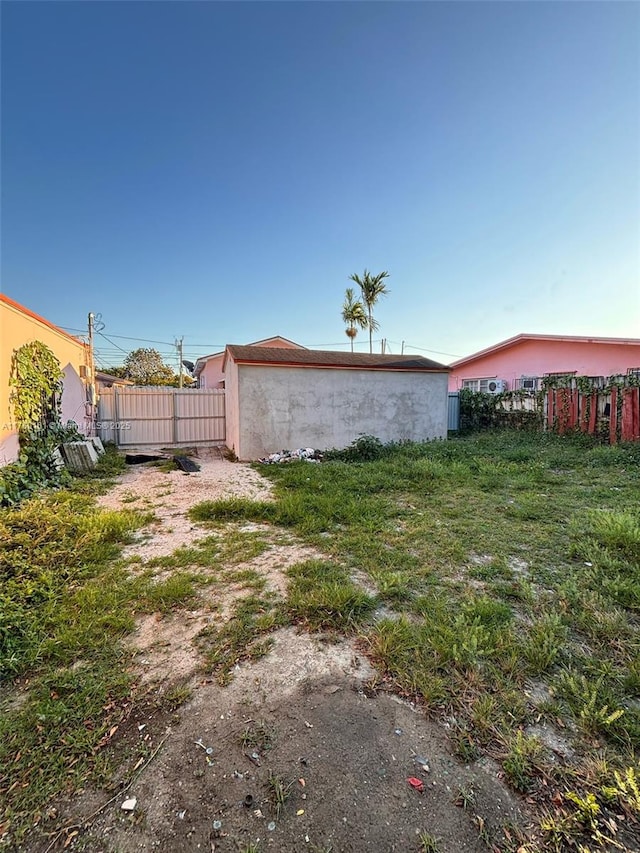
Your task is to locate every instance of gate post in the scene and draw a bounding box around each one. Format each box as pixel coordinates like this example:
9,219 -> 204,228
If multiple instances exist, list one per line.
173,390 -> 178,444
114,387 -> 120,447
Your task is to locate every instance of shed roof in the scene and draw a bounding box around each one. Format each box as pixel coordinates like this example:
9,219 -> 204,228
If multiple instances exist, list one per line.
95,371 -> 134,386
450,333 -> 640,369
194,336 -> 305,377
224,346 -> 449,372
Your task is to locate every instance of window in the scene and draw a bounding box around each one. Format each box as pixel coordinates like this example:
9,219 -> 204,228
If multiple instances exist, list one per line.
462,378 -> 505,393
584,376 -> 605,389
517,376 -> 539,391
627,367 -> 640,379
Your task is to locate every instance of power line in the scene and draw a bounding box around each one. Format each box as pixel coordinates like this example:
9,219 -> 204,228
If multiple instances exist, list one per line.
66,323 -> 461,359
392,341 -> 461,358
97,331 -> 130,354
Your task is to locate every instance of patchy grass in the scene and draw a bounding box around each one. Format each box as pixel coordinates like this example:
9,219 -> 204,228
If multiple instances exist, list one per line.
195,592 -> 287,685
189,431 -> 640,851
0,452 -> 201,846
286,560 -> 377,630
4,432 -> 640,851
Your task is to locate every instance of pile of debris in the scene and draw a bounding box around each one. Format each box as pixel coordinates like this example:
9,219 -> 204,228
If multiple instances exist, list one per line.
258,448 -> 323,464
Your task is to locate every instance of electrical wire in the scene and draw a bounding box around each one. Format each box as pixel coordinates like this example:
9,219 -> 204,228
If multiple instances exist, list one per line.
96,331 -> 129,354
67,324 -> 460,360
394,342 -> 461,358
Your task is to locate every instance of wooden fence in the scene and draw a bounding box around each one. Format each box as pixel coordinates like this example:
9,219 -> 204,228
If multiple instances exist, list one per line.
458,381 -> 640,444
546,386 -> 640,443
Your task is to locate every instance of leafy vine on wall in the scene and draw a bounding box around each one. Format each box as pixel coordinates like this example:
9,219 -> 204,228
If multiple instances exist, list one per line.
9,341 -> 64,439
1,342 -> 72,506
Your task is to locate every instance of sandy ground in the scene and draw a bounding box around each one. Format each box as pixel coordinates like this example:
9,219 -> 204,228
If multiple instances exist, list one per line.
38,451 -> 535,853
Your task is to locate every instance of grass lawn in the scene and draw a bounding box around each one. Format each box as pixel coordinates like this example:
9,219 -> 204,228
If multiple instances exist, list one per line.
1,433 -> 639,852
192,431 -> 640,852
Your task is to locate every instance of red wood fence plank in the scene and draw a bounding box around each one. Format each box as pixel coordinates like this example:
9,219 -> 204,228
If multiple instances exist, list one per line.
588,393 -> 598,435
610,386 -> 618,444
571,389 -> 579,430
621,387 -> 640,443
557,389 -> 572,434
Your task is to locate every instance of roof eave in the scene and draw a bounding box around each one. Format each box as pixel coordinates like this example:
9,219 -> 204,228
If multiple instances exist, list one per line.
450,333 -> 640,369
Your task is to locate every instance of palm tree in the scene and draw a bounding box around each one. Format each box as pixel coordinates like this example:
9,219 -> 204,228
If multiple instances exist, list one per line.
341,287 -> 368,352
348,269 -> 390,353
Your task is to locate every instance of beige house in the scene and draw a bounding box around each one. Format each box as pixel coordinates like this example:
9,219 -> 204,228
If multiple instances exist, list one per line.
0,294 -> 91,464
194,336 -> 304,388
223,346 -> 450,460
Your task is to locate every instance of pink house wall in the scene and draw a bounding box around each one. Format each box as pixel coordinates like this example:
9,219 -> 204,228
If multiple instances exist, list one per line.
448,339 -> 640,391
198,337 -> 304,389
198,353 -> 225,389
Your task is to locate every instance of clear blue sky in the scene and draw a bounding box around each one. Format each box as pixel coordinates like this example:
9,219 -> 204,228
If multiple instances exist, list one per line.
2,1 -> 638,370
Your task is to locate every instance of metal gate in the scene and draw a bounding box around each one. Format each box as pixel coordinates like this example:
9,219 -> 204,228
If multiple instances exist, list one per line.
97,387 -> 225,447
447,392 -> 460,431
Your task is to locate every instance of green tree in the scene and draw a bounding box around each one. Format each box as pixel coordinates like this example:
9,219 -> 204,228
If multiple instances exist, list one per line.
122,348 -> 177,386
341,287 -> 368,352
348,269 -> 390,353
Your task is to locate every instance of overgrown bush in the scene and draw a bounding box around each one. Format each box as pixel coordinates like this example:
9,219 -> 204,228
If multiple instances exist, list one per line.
324,434 -> 386,462
459,389 -> 542,433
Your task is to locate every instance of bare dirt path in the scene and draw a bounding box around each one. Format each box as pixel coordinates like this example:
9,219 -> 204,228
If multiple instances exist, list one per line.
50,451 -> 533,853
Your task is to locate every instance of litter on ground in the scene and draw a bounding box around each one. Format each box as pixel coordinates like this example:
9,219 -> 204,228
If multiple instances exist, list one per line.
258,448 -> 322,464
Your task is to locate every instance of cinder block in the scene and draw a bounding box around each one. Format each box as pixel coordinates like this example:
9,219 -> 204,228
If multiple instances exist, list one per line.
90,436 -> 105,455
62,441 -> 99,472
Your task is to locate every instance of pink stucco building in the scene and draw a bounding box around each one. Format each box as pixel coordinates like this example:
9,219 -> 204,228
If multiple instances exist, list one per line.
193,336 -> 304,388
448,334 -> 640,393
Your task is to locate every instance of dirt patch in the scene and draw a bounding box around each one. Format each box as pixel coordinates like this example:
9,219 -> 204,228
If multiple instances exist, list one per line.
56,631 -> 533,853
131,611 -> 212,687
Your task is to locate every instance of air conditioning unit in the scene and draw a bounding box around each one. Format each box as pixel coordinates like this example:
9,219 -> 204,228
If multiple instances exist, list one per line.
520,376 -> 538,391
486,379 -> 507,394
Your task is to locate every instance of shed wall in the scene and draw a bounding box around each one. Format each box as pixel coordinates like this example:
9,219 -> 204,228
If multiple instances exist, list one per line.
235,364 -> 448,460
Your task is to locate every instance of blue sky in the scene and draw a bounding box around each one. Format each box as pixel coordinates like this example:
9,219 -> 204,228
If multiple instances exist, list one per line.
2,1 -> 638,370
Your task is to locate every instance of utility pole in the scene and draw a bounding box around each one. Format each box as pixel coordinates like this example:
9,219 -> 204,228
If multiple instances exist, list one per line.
401,340 -> 405,355
88,312 -> 95,369
175,337 -> 184,388
87,312 -> 96,433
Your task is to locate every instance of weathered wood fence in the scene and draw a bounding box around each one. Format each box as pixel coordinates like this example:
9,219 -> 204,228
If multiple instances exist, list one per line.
459,381 -> 640,444
546,386 -> 640,443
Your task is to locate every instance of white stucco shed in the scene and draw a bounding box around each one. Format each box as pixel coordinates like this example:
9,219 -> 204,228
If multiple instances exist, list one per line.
223,346 -> 450,460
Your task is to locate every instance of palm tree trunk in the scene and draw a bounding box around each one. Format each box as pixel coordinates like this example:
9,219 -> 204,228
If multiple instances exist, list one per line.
368,309 -> 373,353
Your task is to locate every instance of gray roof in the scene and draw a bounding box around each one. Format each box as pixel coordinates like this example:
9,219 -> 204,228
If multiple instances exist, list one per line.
225,346 -> 449,372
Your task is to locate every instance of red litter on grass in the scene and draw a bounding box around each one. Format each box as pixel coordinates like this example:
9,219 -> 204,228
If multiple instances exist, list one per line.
407,777 -> 424,792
